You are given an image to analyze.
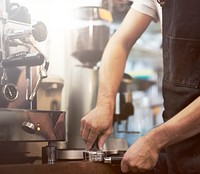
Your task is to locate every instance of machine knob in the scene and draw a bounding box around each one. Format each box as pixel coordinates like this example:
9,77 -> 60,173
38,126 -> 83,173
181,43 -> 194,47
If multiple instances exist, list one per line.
32,21 -> 48,42
21,121 -> 36,134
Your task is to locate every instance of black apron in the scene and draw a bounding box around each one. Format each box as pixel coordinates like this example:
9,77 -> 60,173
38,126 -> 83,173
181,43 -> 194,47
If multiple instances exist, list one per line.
162,0 -> 200,173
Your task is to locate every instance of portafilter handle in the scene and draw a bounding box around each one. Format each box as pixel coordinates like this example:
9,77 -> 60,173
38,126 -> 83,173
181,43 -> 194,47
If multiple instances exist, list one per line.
104,156 -> 123,164
2,52 -> 45,68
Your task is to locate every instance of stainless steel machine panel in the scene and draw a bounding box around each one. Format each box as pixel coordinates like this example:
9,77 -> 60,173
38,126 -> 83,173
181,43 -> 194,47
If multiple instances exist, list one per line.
0,108 -> 66,141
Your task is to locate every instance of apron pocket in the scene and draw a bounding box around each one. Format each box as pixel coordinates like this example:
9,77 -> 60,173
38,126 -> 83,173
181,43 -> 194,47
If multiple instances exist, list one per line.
163,36 -> 200,88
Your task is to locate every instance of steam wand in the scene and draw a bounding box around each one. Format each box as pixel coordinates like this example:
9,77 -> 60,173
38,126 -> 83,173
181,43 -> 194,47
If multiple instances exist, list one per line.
29,62 -> 49,101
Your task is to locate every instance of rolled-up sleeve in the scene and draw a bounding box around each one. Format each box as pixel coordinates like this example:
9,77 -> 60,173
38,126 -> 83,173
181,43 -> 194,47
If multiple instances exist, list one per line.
131,0 -> 159,22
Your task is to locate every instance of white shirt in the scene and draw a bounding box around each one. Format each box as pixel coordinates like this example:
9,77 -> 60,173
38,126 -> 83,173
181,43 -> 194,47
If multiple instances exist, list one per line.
131,0 -> 162,23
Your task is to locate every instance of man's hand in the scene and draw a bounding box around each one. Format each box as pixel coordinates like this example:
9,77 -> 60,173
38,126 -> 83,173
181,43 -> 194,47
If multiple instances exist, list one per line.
121,135 -> 159,173
80,103 -> 114,150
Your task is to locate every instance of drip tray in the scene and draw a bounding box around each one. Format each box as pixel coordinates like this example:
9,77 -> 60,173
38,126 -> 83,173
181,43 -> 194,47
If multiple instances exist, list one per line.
57,137 -> 128,160
57,149 -> 126,161
57,138 -> 128,160
57,150 -> 85,160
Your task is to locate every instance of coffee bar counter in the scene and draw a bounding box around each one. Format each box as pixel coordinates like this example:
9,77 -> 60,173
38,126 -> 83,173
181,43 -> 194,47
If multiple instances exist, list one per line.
0,160 -> 134,174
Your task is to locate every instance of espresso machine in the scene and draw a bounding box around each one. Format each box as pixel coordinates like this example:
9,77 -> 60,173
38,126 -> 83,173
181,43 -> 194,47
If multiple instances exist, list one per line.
0,0 -> 66,164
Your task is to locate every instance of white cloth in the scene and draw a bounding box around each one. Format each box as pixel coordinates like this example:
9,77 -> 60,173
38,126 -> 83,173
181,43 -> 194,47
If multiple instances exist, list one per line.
131,0 -> 162,23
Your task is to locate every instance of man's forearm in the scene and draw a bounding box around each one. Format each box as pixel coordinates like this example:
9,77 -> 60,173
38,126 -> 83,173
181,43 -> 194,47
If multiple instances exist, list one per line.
95,8 -> 154,115
96,40 -> 128,112
148,96 -> 200,150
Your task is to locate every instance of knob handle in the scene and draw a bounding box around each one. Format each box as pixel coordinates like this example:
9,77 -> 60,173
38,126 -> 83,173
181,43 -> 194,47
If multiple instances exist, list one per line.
21,121 -> 36,134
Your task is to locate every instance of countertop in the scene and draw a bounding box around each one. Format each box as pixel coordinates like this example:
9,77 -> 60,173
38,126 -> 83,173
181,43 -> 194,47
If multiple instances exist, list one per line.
0,160 -> 134,174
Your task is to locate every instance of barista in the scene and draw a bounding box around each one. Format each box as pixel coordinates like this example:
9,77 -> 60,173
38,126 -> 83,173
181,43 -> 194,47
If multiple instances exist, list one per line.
80,0 -> 200,173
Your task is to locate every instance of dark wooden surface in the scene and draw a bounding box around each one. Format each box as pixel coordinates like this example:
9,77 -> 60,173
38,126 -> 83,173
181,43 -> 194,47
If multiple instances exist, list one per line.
0,160 -> 134,174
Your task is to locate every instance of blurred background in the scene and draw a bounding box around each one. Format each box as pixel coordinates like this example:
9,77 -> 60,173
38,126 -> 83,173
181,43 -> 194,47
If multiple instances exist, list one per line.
13,0 -> 163,146
2,0 -> 163,154
12,0 -> 162,106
